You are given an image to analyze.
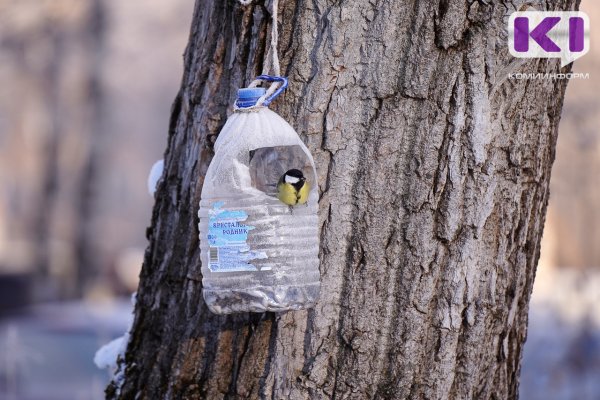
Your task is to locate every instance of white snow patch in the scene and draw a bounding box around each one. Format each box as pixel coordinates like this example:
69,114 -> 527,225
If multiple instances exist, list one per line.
94,292 -> 136,395
147,159 -> 164,195
94,334 -> 129,371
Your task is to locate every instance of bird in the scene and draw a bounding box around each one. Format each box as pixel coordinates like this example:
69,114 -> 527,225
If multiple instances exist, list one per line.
276,169 -> 309,209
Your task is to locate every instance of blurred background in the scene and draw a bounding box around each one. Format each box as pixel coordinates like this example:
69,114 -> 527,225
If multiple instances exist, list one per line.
0,1 -> 597,399
0,1 -> 192,398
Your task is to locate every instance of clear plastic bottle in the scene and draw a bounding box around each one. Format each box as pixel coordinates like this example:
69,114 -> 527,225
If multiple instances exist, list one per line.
198,87 -> 320,314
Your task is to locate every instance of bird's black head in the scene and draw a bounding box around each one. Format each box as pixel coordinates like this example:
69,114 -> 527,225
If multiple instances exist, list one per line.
284,169 -> 306,190
285,169 -> 305,180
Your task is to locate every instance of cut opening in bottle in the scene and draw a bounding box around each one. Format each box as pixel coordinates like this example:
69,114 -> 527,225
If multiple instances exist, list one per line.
248,145 -> 315,199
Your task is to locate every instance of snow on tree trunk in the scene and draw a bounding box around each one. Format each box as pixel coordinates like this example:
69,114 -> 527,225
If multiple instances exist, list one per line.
110,0 -> 577,398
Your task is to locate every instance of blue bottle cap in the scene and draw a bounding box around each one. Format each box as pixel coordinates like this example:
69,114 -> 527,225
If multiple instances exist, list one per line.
236,87 -> 266,108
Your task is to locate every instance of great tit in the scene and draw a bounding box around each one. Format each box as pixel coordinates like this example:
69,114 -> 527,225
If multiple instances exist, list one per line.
277,169 -> 309,207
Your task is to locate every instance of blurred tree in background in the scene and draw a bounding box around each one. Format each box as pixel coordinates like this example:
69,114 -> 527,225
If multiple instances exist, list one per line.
0,0 -> 106,302
0,0 -> 192,306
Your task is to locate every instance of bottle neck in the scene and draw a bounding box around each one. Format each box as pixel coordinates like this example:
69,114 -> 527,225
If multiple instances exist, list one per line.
236,87 -> 267,109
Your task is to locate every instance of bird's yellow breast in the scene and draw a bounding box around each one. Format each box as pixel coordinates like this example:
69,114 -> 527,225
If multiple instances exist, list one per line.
297,181 -> 310,204
277,181 -> 310,206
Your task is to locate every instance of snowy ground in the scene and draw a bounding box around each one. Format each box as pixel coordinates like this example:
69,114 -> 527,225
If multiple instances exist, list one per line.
0,300 -> 131,400
520,267 -> 600,400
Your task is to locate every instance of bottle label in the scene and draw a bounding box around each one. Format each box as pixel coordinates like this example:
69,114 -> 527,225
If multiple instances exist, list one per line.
207,201 -> 268,272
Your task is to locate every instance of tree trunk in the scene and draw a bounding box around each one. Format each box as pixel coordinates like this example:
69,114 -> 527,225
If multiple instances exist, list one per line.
113,0 -> 576,398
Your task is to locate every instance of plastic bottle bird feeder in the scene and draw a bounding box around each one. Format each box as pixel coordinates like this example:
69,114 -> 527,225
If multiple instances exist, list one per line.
198,77 -> 320,314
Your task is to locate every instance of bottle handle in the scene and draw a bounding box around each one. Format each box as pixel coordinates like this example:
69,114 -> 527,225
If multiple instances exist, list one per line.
256,75 -> 288,106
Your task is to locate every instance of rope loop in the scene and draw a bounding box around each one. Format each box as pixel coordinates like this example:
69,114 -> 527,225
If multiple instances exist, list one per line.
235,0 -> 283,111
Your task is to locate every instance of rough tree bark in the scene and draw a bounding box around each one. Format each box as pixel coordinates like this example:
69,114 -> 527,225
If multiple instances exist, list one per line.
112,0 -> 577,398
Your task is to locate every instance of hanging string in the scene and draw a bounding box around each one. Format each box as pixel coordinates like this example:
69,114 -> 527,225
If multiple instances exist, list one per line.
237,0 -> 281,108
263,0 -> 280,77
